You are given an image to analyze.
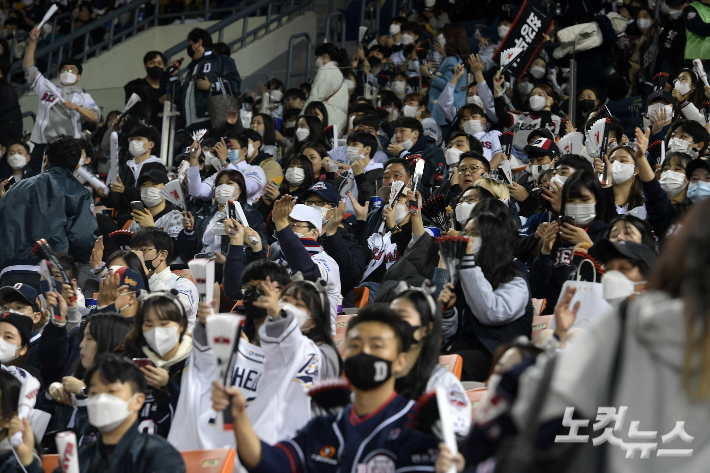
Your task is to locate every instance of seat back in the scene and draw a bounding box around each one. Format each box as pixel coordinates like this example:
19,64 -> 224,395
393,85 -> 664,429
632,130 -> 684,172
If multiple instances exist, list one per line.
353,287 -> 369,308
466,389 -> 488,421
42,454 -> 58,473
438,354 -> 463,380
121,219 -> 133,230
532,315 -> 553,341
333,333 -> 345,356
181,448 -> 236,473
531,298 -> 547,317
335,315 -> 353,334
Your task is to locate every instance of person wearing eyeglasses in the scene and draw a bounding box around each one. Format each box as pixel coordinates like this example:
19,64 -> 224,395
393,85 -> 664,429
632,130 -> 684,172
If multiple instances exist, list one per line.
450,152 -> 490,204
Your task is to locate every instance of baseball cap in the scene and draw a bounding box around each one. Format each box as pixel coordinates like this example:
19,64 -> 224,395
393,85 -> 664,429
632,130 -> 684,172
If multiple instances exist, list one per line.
137,169 -> 169,187
528,128 -> 555,143
0,284 -> 40,312
595,240 -> 658,274
303,182 -> 341,206
0,312 -> 34,347
685,159 -> 710,180
647,89 -> 676,108
524,137 -> 560,157
289,204 -> 323,233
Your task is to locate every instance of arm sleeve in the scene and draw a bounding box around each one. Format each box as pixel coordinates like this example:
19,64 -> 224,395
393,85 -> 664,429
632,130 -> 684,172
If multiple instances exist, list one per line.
684,4 -> 710,37
38,322 -> 69,382
601,186 -> 618,223
23,65 -> 43,91
439,81 -> 458,123
275,227 -> 320,280
188,166 -> 215,200
221,56 -> 241,97
430,58 -> 455,92
680,101 -> 706,126
595,14 -> 618,45
247,440 -> 304,473
66,193 -> 98,264
223,243 -> 246,300
355,172 -> 376,205
459,256 -> 529,325
494,96 -> 515,128
321,231 -> 365,295
641,177 -> 676,239
441,306 -> 458,340
174,228 -> 200,263
477,81 -> 498,123
529,253 -> 553,299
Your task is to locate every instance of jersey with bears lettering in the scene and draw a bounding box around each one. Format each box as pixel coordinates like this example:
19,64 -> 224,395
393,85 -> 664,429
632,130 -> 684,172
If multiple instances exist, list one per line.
474,130 -> 503,162
250,393 -> 439,473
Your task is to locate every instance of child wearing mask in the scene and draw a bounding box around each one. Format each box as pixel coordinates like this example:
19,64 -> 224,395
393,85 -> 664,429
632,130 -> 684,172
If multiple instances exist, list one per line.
258,154 -> 316,219
0,284 -> 44,369
0,140 -> 34,184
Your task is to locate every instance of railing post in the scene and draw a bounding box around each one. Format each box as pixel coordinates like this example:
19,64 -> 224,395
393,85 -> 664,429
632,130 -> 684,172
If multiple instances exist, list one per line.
375,0 -> 380,36
266,3 -> 271,34
155,0 -> 160,26
242,16 -> 248,47
360,0 -> 365,29
286,32 -> 311,89
205,0 -> 211,20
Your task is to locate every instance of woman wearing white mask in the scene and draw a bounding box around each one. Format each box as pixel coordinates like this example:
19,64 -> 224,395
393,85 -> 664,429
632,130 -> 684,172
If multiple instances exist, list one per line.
439,199 -> 533,381
303,43 -> 350,131
250,113 -> 279,159
428,23 -> 470,127
596,239 -> 656,308
390,72 -> 411,99
0,312 -> 40,384
258,78 -> 285,120
477,16 -> 513,68
608,145 -> 646,219
0,140 -> 34,185
629,8 -> 658,96
403,92 -> 443,146
285,115 -> 330,160
128,170 -> 184,239
301,142 -> 337,186
671,69 -> 706,125
531,170 -> 608,311
118,291 -> 192,438
177,169 -> 264,260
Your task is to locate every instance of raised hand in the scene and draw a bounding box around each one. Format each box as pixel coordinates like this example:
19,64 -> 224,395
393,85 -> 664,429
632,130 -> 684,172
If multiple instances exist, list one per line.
326,200 -> 347,236
347,191 -> 369,221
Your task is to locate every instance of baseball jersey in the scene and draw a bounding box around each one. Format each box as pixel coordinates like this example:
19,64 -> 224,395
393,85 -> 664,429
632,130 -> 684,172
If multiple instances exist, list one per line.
474,130 -> 503,162
250,393 -> 440,473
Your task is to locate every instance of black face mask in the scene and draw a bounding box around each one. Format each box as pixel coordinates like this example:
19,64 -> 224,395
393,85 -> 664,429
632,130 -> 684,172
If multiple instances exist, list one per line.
368,56 -> 382,66
187,45 -> 195,58
344,353 -> 392,391
578,99 -> 596,114
144,254 -> 159,272
243,287 -> 268,320
146,66 -> 164,80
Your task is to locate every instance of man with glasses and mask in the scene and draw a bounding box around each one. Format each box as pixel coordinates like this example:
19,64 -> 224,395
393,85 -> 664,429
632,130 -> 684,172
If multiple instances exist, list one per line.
23,26 -> 100,173
269,197 -> 340,333
366,158 -> 413,235
212,306 -> 440,473
130,229 -> 198,329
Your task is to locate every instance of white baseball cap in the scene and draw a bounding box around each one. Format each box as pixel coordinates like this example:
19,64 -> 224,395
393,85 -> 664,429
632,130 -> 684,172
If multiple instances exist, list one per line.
289,204 -> 322,234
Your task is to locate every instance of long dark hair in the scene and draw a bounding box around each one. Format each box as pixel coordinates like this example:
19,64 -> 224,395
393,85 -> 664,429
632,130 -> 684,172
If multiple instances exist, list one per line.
107,250 -> 149,290
606,214 -> 656,249
74,312 -> 133,380
120,293 -> 187,358
393,289 -> 443,399
610,146 -> 644,210
304,102 -> 329,129
280,154 -> 316,194
253,113 -> 276,146
300,141 -> 329,179
282,280 -> 342,374
214,169 -> 247,205
649,199 -> 710,399
288,114 -> 330,158
467,199 -> 519,289
314,43 -> 349,67
0,370 -> 21,420
442,23 -> 470,58
679,69 -> 705,110
560,170 -> 605,222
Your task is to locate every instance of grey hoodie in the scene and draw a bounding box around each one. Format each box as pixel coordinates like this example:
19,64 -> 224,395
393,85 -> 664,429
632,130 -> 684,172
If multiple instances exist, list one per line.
512,291 -> 710,472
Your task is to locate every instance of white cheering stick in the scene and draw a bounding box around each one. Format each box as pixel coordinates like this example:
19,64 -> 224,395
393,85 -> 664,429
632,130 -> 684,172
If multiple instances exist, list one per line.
206,314 -> 245,431
55,431 -> 79,473
10,376 -> 40,448
107,131 -> 119,184
76,167 -> 107,193
436,386 -> 458,473
229,200 -> 259,246
113,93 -> 142,128
378,180 -> 405,233
176,160 -> 190,182
188,258 -> 215,313
37,4 -> 59,32
210,157 -> 223,172
693,59 -> 710,87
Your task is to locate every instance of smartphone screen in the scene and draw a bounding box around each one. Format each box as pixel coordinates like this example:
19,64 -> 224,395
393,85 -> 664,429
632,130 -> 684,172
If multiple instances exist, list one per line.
131,201 -> 145,213
133,358 -> 152,369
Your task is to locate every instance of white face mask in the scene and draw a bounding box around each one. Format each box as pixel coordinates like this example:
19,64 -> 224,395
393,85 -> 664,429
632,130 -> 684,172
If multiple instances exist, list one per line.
279,301 -> 311,329
637,17 -> 651,31
463,119 -> 483,135
470,236 -> 483,255
204,150 -> 215,161
270,89 -> 284,102
659,170 -> 687,196
144,325 -> 180,357
403,104 -> 418,117
602,270 -> 645,306
388,108 -> 399,121
392,81 -> 407,96
551,174 -> 567,187
346,146 -> 362,163
529,95 -> 547,111
565,203 -> 596,225
295,128 -> 310,142
647,103 -> 673,122
401,33 -> 414,45
436,34 -> 446,48
0,338 -> 19,364
611,161 -> 635,184
528,164 -> 550,181
7,154 -> 26,170
445,147 -> 464,165
285,121 -> 297,129
466,95 -> 483,107
455,202 -> 475,224
310,204 -> 331,224
315,57 -> 324,69
667,137 -> 698,158
674,80 -> 692,97
285,167 -> 305,186
400,138 -> 414,150
529,66 -> 546,79
498,25 -> 510,39
60,71 -> 78,86
215,184 -> 236,204
668,8 -> 683,19
87,393 -> 136,433
246,143 -> 255,159
129,140 -> 146,157
140,187 -> 162,207
389,24 -> 401,35
394,203 -> 408,224
344,79 -> 356,91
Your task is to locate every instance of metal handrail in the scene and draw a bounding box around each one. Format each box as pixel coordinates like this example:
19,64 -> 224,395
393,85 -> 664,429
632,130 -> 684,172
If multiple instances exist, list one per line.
359,0 -> 380,36
286,32 -> 312,89
324,11 -> 346,48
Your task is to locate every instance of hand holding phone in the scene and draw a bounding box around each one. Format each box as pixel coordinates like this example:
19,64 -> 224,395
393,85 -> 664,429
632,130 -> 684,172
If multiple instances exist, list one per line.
133,358 -> 152,369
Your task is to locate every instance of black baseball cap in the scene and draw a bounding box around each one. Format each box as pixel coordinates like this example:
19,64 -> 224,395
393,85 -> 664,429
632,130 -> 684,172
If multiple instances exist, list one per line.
137,169 -> 169,187
647,89 -> 676,108
524,137 -> 560,158
528,127 -> 555,143
595,240 -> 658,274
0,284 -> 40,312
0,312 -> 33,346
685,159 -> 710,180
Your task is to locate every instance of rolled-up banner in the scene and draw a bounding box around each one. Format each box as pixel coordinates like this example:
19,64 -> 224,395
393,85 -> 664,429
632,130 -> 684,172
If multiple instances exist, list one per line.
55,431 -> 79,473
